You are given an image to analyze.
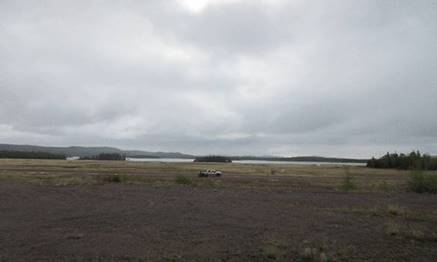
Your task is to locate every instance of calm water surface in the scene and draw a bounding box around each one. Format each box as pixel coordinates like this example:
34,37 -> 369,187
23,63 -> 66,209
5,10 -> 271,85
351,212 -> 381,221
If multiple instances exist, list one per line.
126,158 -> 366,166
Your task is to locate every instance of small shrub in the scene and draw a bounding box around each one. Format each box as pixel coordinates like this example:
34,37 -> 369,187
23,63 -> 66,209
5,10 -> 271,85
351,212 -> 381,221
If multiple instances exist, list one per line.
384,221 -> 400,236
340,174 -> 357,192
410,229 -> 425,240
103,174 -> 122,183
387,204 -> 405,216
376,181 -> 392,191
408,171 -> 437,193
403,227 -> 437,242
262,245 -> 282,260
301,247 -> 316,261
299,247 -> 331,262
175,175 -> 192,185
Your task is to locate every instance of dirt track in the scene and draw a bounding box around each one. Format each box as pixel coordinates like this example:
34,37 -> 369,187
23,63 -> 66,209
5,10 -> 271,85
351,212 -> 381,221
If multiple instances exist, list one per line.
1,181 -> 437,261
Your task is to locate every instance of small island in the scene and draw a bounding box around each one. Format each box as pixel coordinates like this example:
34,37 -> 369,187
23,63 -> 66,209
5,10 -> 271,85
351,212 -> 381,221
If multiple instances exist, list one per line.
194,155 -> 232,163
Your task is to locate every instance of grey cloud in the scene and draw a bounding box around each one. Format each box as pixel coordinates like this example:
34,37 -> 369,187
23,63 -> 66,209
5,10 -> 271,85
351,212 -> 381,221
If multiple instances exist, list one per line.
0,0 -> 436,158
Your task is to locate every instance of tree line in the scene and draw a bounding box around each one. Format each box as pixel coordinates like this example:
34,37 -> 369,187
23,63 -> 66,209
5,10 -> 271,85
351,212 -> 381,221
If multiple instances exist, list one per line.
0,151 -> 126,161
0,151 -> 66,160
367,151 -> 437,170
80,153 -> 126,161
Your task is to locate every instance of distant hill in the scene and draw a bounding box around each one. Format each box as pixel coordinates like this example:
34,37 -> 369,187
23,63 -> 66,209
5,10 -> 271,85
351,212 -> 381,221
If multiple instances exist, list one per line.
0,144 -> 367,163
0,144 -> 194,159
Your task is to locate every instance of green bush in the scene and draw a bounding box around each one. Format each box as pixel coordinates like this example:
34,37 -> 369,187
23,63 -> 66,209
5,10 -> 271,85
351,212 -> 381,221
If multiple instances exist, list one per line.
299,247 -> 331,262
175,175 -> 192,185
340,174 -> 357,192
408,171 -> 437,193
387,204 -> 405,216
103,174 -> 122,183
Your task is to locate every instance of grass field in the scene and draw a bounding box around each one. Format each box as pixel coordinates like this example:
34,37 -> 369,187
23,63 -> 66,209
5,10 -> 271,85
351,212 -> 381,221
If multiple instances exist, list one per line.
0,159 -> 417,190
1,159 -> 436,261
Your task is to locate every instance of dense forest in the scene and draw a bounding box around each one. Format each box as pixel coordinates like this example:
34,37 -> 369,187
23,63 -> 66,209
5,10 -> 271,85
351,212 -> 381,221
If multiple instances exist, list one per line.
0,151 -> 66,159
194,156 -> 232,163
367,151 -> 437,170
80,153 -> 126,161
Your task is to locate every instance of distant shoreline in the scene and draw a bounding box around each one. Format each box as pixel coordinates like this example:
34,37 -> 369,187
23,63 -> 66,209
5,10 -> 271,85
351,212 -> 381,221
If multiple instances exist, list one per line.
126,157 -> 366,166
0,143 -> 367,163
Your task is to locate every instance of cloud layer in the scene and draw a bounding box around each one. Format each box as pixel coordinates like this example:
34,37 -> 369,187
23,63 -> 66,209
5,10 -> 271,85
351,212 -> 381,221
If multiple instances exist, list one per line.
1,0 -> 436,157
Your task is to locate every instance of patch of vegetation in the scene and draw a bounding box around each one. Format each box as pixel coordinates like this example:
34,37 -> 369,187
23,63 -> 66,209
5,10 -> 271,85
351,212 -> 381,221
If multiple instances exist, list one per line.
367,151 -> 437,170
408,170 -> 437,193
246,239 -> 287,262
406,227 -> 437,242
339,172 -> 357,192
384,221 -> 401,236
330,205 -> 437,223
53,176 -> 97,186
175,175 -> 193,185
383,223 -> 437,242
102,174 -> 122,183
372,180 -> 396,192
200,178 -> 223,188
80,153 -> 126,161
0,150 -> 66,160
409,228 -> 425,240
262,245 -> 284,260
331,207 -> 379,217
298,246 -> 332,262
387,204 -> 406,216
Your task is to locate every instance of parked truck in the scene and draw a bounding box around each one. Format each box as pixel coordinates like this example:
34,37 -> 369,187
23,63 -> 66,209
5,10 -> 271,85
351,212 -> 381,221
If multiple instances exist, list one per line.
198,169 -> 222,177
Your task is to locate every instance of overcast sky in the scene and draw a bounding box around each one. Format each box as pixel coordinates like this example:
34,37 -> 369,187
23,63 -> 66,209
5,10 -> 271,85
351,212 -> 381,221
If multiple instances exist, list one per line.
1,0 -> 436,158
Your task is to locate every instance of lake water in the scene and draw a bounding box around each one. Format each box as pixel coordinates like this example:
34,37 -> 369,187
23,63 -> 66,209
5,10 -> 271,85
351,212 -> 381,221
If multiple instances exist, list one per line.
126,158 -> 366,166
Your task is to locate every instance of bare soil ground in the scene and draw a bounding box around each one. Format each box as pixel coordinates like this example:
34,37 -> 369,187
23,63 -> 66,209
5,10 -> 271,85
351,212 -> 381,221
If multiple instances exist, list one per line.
1,159 -> 437,261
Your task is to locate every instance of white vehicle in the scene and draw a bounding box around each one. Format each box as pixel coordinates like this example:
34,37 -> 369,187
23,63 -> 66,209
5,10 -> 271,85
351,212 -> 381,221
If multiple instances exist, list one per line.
198,169 -> 222,177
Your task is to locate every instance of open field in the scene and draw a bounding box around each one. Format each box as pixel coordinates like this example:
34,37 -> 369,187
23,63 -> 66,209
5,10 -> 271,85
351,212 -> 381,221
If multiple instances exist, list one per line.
1,159 -> 437,261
